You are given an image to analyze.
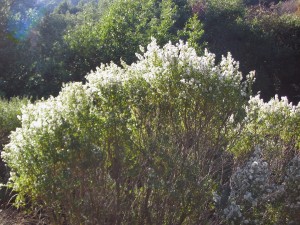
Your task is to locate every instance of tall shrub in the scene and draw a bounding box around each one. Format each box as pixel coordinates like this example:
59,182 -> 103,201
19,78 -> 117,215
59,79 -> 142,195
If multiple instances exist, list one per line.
2,39 -> 253,224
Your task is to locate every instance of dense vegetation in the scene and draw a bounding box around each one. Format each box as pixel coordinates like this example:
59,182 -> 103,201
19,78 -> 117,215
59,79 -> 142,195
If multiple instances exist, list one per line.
0,0 -> 299,224
1,0 -> 299,101
0,97 -> 28,206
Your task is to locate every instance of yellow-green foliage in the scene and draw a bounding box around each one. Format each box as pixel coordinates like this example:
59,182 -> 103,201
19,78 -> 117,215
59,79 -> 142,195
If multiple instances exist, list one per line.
0,97 -> 28,140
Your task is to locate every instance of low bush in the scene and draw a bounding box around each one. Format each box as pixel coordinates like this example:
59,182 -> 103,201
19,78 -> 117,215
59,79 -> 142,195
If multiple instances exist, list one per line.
215,95 -> 300,224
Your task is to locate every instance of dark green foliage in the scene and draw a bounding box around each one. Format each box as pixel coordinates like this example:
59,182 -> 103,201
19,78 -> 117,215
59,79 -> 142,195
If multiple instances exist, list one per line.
191,0 -> 300,103
0,0 -> 204,98
0,0 -> 90,98
65,0 -> 194,66
178,14 -> 206,54
1,0 -> 300,102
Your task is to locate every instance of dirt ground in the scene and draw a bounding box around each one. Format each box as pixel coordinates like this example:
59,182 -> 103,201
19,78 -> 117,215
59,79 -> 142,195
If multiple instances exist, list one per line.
0,208 -> 27,225
0,208 -> 40,225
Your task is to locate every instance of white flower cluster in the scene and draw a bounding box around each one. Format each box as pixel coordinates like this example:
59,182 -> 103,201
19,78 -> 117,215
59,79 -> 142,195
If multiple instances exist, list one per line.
230,94 -> 300,157
216,146 -> 300,224
86,38 -> 254,96
230,149 -> 271,199
223,201 -> 243,222
87,62 -> 126,91
2,82 -> 93,191
246,94 -> 300,121
220,147 -> 274,224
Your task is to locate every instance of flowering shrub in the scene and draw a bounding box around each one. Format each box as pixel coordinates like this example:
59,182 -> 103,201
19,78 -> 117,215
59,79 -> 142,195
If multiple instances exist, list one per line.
215,147 -> 300,225
2,39 -> 254,224
230,94 -> 300,165
215,147 -> 278,224
215,95 -> 300,224
0,97 -> 28,205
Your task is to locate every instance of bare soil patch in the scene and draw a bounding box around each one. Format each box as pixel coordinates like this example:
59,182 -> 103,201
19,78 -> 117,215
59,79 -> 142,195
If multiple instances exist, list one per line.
0,207 -> 43,225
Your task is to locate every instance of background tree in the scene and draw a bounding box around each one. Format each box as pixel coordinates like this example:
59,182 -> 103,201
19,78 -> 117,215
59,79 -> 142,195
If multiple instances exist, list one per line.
191,0 -> 300,103
65,0 -> 193,66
